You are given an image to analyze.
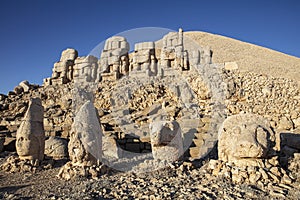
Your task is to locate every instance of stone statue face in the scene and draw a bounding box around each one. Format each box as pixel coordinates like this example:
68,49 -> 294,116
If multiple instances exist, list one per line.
16,134 -> 39,159
218,114 -> 275,165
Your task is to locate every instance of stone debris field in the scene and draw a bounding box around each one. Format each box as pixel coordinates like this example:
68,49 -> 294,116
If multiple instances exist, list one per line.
0,29 -> 300,199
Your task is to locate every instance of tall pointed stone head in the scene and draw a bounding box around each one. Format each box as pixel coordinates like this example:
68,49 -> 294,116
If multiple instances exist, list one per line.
68,100 -> 102,166
16,98 -> 45,161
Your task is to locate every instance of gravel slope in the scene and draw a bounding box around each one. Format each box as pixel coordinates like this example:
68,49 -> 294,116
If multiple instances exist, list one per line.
185,31 -> 300,83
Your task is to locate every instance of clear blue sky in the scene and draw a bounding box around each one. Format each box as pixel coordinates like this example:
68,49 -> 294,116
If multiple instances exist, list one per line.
0,0 -> 299,94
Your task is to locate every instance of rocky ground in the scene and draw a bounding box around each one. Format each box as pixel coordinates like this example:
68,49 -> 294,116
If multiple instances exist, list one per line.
1,151 -> 300,199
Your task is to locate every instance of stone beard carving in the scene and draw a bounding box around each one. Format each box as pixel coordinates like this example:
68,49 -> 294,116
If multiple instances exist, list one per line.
218,114 -> 275,166
16,98 -> 45,161
68,100 -> 102,166
149,121 -> 183,162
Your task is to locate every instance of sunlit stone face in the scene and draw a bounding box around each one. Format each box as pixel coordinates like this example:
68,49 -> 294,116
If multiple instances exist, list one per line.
218,114 -> 275,166
15,98 -> 45,161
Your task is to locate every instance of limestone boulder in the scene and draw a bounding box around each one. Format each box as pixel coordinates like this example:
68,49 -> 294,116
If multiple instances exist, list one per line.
102,135 -> 121,159
68,100 -> 102,165
224,62 -> 238,71
16,98 -> 45,161
218,113 -> 275,166
149,120 -> 183,162
277,116 -> 294,130
19,80 -> 30,93
45,136 -> 68,159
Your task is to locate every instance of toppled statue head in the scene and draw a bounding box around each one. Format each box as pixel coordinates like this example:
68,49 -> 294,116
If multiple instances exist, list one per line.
149,120 -> 183,162
218,114 -> 275,166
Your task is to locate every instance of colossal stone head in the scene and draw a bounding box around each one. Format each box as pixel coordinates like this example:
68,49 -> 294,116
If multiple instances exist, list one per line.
68,100 -> 102,166
149,120 -> 183,162
60,48 -> 78,62
218,114 -> 275,166
16,98 -> 45,161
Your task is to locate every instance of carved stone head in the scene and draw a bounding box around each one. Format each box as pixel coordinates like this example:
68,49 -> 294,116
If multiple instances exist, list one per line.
16,98 -> 45,161
218,114 -> 275,166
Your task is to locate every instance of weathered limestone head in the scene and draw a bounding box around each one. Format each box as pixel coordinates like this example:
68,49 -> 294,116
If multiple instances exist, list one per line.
218,114 -> 275,166
150,121 -> 180,146
149,120 -> 183,162
60,48 -> 78,62
103,36 -> 130,53
133,42 -> 156,68
16,98 -> 45,161
73,55 -> 99,83
100,36 -> 130,78
68,100 -> 102,166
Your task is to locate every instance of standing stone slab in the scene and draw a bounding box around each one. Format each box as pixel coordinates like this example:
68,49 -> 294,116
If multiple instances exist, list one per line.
16,98 -> 45,161
149,120 -> 183,162
68,100 -> 102,166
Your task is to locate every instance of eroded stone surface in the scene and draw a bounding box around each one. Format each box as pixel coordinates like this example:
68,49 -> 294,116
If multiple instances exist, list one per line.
68,100 -> 102,165
73,55 -> 99,83
99,36 -> 130,80
43,48 -> 78,86
218,113 -> 275,166
16,98 -> 45,161
45,136 -> 68,159
150,120 -> 183,162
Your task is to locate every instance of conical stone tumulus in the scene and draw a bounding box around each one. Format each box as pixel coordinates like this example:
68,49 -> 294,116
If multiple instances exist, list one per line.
68,100 -> 102,166
16,98 -> 45,161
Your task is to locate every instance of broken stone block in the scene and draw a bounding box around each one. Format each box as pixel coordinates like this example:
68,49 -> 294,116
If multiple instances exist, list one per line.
218,113 -> 275,167
132,41 -> 157,75
59,48 -> 78,62
224,62 -> 238,71
102,135 -> 121,159
160,28 -> 185,69
16,98 -> 45,161
149,120 -> 183,162
277,116 -> 294,130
